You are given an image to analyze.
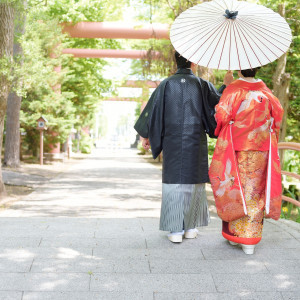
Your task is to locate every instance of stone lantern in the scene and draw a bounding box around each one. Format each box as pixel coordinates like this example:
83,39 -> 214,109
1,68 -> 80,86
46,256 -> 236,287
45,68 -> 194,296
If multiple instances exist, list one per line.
37,116 -> 48,165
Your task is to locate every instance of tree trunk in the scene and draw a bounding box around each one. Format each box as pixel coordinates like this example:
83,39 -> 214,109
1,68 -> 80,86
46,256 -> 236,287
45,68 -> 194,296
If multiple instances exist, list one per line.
4,92 -> 21,168
272,3 -> 290,143
276,72 -> 291,143
4,2 -> 26,168
0,3 -> 15,196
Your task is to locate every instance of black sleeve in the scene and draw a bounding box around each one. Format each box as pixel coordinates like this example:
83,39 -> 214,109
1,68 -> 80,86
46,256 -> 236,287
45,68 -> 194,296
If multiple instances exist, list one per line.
134,81 -> 166,159
147,81 -> 168,159
199,79 -> 225,139
134,90 -> 157,138
218,84 -> 226,94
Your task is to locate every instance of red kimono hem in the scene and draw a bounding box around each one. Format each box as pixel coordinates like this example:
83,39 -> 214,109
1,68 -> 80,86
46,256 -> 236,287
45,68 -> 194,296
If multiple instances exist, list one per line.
222,232 -> 261,245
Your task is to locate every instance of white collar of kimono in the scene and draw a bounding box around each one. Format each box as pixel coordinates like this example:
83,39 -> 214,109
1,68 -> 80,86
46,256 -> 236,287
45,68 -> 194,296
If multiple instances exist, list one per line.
238,77 -> 262,83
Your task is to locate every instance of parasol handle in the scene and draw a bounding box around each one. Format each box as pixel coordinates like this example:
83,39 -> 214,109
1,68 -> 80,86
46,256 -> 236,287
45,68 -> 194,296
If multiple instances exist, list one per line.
224,9 -> 238,20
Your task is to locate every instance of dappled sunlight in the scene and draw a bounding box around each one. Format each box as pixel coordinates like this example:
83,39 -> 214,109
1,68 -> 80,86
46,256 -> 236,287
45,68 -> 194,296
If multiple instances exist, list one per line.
275,274 -> 295,290
39,279 -> 69,290
0,149 -> 162,218
237,291 -> 252,297
244,260 -> 263,266
0,249 -> 34,262
55,248 -> 90,260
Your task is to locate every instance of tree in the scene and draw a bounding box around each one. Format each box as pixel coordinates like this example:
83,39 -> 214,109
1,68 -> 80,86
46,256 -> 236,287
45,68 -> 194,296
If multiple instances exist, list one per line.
129,0 -> 223,83
0,1 -> 15,195
131,0 -> 299,143
45,0 -> 124,143
4,0 -> 26,168
16,6 -> 76,156
258,0 -> 299,142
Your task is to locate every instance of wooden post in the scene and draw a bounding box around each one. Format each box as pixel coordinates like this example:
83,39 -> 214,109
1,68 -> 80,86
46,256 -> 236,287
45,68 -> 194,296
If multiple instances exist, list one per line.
40,130 -> 44,165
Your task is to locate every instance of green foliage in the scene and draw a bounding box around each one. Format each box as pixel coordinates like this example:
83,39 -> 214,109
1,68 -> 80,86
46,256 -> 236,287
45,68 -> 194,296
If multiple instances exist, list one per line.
257,0 -> 300,142
37,0 -> 124,147
79,132 -> 93,154
42,0 -> 128,23
137,140 -> 146,155
281,185 -> 300,223
283,150 -> 300,175
135,102 -> 142,122
17,9 -> 76,154
62,38 -> 121,132
207,137 -> 217,164
281,148 -> 300,223
0,0 -> 22,6
130,0 -> 299,142
14,0 -> 126,155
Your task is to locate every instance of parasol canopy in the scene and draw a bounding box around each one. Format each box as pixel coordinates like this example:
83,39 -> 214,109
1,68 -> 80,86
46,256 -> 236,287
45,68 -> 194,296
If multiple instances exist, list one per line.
170,0 -> 292,70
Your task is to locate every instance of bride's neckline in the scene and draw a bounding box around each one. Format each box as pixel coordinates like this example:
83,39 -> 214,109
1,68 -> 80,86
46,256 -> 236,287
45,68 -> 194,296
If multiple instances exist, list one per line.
238,77 -> 262,83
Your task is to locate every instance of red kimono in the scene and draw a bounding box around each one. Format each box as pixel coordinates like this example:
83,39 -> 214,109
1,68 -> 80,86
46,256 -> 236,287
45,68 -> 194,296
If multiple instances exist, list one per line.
209,79 -> 283,231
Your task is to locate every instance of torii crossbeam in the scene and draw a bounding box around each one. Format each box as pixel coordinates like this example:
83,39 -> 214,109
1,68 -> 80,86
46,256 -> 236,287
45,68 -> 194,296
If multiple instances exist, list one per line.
62,22 -> 170,59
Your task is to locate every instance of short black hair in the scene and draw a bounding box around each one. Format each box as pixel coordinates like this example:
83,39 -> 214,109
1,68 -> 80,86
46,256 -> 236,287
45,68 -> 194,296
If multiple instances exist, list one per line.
241,67 -> 260,77
175,51 -> 191,69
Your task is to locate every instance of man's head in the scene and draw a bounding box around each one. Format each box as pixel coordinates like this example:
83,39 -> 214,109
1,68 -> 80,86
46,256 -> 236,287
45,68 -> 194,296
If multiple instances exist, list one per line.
175,51 -> 192,69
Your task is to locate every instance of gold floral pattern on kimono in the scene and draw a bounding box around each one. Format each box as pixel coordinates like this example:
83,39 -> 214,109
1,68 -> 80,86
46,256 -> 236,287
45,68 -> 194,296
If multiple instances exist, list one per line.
229,151 -> 268,238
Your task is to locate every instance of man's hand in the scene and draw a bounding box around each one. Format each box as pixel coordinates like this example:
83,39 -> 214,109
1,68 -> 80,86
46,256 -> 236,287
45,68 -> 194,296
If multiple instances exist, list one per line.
224,71 -> 234,86
142,138 -> 150,151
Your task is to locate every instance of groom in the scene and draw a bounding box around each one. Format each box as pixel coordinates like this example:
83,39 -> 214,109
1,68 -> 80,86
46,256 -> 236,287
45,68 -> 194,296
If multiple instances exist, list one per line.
134,51 -> 233,242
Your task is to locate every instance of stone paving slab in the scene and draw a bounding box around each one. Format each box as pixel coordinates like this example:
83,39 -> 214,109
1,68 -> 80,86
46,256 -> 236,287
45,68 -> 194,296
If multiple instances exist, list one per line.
0,237 -> 41,248
0,247 -> 93,260
147,248 -> 205,260
149,259 -> 269,274
154,292 -> 284,300
0,292 -> 23,300
30,258 -> 150,274
201,247 -> 300,260
264,259 -> 300,274
0,149 -> 299,299
213,273 -> 300,292
92,248 -> 149,261
281,292 -> 300,300
22,291 -> 154,300
40,237 -> 146,249
0,257 -> 33,272
90,273 -> 216,293
0,273 -> 90,292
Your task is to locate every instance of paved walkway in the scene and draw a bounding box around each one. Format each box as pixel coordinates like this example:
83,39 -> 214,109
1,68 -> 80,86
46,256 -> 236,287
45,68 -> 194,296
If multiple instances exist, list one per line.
0,148 -> 299,300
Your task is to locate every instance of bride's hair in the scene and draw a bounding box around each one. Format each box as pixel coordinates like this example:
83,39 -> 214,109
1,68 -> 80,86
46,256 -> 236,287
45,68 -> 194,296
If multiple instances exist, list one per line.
241,67 -> 261,77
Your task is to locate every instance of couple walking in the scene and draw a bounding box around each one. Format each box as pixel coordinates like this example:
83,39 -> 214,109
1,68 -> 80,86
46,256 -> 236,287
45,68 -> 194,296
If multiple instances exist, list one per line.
134,51 -> 283,255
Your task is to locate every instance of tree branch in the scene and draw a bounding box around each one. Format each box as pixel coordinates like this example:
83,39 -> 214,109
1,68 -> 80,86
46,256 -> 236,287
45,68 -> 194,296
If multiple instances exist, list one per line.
166,0 -> 176,17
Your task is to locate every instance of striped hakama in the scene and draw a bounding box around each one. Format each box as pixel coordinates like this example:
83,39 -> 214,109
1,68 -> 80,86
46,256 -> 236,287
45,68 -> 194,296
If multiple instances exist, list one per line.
160,183 -> 210,232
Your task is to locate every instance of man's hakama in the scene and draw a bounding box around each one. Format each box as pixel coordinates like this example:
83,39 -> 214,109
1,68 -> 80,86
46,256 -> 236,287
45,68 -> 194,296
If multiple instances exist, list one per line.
160,183 -> 210,232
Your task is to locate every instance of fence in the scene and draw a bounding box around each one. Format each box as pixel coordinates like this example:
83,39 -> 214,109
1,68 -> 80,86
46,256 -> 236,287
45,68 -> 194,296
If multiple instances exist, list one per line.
278,142 -> 300,207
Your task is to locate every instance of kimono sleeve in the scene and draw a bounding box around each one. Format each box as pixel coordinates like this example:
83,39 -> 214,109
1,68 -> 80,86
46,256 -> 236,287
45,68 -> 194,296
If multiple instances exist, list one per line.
269,94 -> 284,141
200,79 -> 225,138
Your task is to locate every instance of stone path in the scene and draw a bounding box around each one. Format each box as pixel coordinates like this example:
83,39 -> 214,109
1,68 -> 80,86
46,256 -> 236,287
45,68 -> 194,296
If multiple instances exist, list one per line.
0,148 -> 299,300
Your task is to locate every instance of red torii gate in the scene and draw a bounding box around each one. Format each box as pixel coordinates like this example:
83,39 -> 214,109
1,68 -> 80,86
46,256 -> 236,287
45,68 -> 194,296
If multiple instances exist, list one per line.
62,22 -> 170,59
62,22 -> 169,39
52,22 -> 168,154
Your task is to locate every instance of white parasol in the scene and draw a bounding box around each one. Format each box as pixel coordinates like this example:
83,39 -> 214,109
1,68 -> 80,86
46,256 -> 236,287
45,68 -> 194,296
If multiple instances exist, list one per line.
170,0 -> 292,70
